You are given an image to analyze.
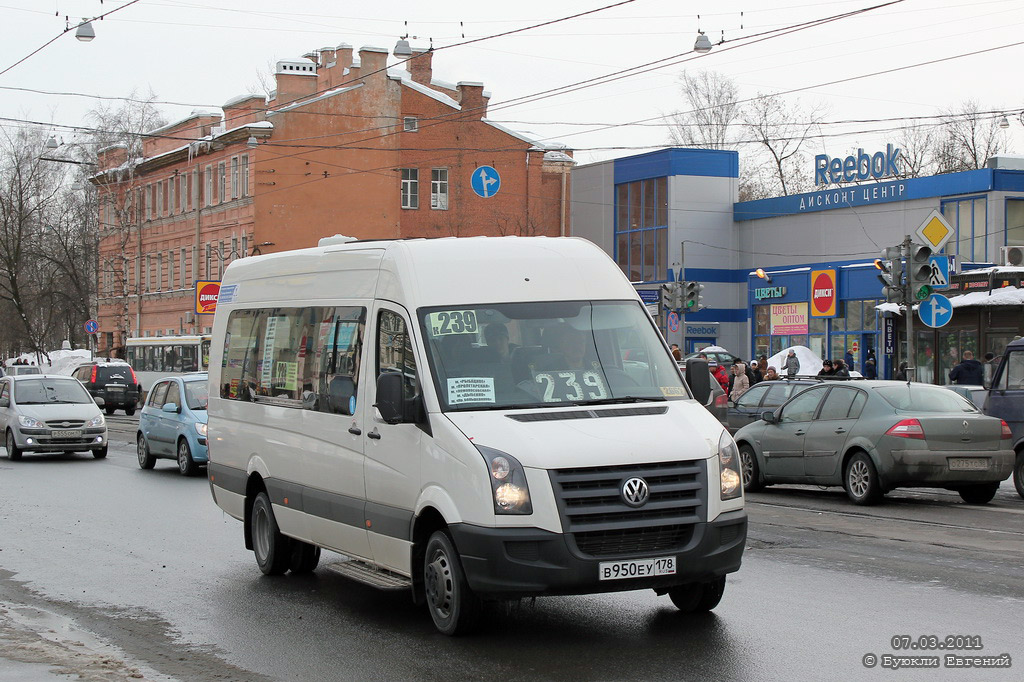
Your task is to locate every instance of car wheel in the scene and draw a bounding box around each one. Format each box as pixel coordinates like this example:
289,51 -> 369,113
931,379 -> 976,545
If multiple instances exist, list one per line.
1014,451 -> 1024,500
957,482 -> 999,505
105,405 -> 116,415
844,452 -> 882,505
424,530 -> 482,636
92,446 -> 107,459
739,444 -> 763,492
177,439 -> 198,476
6,430 -> 22,461
124,405 -> 136,417
668,576 -> 726,612
251,492 -> 291,576
289,540 -> 321,574
137,434 -> 155,469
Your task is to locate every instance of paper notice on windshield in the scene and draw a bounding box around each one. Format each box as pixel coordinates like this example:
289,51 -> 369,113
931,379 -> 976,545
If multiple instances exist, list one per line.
447,377 -> 495,404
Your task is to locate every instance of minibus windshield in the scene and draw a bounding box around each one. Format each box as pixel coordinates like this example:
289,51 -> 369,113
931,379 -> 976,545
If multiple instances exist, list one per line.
419,300 -> 690,411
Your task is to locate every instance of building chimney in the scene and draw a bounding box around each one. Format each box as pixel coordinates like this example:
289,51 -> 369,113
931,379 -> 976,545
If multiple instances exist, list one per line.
457,82 -> 487,118
407,47 -> 432,85
274,58 -> 318,103
357,46 -> 389,80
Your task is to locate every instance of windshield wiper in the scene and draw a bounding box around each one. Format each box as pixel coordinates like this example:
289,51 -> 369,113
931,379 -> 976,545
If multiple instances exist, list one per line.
565,396 -> 667,406
456,403 -> 549,411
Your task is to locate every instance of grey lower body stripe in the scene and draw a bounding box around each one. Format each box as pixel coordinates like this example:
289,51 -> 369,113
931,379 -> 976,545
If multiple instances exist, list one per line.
210,462 -> 413,542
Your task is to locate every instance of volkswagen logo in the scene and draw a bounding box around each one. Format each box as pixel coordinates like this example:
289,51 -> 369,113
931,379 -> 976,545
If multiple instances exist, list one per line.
621,477 -> 650,507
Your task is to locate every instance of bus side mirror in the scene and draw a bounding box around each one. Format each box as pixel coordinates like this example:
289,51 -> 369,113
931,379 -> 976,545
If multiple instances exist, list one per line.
376,372 -> 422,424
685,358 -> 711,406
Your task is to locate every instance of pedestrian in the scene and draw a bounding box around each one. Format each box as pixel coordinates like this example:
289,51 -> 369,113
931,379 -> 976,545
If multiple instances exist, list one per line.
817,359 -> 835,377
749,360 -> 763,384
730,362 -> 750,400
734,358 -> 756,386
863,351 -> 877,380
784,349 -> 800,378
983,352 -> 997,386
845,349 -> 855,370
949,350 -> 984,385
832,358 -> 851,378
764,366 -> 780,381
670,344 -> 682,361
895,361 -> 908,381
711,362 -> 730,392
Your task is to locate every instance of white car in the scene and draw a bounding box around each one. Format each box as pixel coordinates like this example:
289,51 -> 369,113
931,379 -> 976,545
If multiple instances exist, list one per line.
0,374 -> 108,460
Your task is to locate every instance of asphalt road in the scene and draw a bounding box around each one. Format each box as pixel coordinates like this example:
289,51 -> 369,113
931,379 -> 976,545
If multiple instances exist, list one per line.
0,415 -> 1020,681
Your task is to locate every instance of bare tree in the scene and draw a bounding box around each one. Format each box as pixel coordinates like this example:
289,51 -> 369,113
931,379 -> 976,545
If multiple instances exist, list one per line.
666,70 -> 742,149
893,123 -> 938,178
742,93 -> 827,197
935,100 -> 1008,173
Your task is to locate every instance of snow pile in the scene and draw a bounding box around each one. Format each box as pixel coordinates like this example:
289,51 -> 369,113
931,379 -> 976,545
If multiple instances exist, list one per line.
766,345 -> 863,378
6,349 -> 93,375
877,285 -> 1024,314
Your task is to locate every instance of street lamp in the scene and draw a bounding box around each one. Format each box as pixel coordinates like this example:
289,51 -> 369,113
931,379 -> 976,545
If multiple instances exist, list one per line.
694,31 -> 713,54
75,19 -> 96,42
755,268 -> 772,283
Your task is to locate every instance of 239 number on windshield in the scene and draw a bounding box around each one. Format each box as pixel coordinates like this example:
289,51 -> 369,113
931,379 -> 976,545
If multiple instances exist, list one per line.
428,310 -> 478,336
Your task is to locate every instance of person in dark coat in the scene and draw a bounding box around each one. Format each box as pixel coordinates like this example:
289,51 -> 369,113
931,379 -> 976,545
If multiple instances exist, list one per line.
895,361 -> 908,381
832,358 -> 851,378
817,359 -> 835,377
949,350 -> 984,385
863,352 -> 877,380
784,350 -> 800,378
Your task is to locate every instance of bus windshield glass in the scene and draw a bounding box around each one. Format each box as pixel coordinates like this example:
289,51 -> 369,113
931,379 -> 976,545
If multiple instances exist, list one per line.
418,300 -> 689,412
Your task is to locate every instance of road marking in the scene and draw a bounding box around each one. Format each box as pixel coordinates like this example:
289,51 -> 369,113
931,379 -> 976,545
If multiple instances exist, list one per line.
747,499 -> 1024,536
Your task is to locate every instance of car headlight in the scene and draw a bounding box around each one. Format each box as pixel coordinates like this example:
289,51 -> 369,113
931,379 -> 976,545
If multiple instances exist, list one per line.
86,414 -> 105,428
718,430 -> 742,500
195,422 -> 207,437
18,415 -> 45,429
475,445 -> 533,515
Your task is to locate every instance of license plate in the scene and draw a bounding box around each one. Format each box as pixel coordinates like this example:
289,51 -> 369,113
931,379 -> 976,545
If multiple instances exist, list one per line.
107,385 -> 125,393
599,556 -> 676,581
51,429 -> 81,439
949,458 -> 989,471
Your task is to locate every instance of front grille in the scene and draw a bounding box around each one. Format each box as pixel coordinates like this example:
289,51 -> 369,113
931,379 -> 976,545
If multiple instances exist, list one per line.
549,460 -> 706,558
45,420 -> 85,428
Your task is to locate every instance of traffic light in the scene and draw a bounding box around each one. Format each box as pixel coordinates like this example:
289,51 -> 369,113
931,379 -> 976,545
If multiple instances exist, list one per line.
906,242 -> 934,301
682,280 -> 705,312
875,245 -> 904,304
660,282 -> 682,310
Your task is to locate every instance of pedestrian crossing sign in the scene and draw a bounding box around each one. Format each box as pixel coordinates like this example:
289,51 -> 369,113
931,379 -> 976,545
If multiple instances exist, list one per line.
928,255 -> 949,289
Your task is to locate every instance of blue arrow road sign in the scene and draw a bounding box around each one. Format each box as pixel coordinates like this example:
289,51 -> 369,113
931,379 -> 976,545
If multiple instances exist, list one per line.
918,293 -> 953,328
928,255 -> 949,289
471,166 -> 500,198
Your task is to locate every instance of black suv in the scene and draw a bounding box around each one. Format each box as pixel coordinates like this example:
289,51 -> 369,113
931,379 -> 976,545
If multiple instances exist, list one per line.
72,362 -> 141,415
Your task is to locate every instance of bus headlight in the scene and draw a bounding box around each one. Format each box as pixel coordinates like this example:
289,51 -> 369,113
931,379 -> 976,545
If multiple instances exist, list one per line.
476,445 -> 533,515
718,430 -> 742,500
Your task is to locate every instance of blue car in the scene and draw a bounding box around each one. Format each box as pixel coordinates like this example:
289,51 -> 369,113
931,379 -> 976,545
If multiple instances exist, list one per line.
137,373 -> 209,476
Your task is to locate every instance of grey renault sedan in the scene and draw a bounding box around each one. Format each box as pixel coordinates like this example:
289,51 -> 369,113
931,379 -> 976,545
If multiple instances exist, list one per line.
734,381 -> 1014,505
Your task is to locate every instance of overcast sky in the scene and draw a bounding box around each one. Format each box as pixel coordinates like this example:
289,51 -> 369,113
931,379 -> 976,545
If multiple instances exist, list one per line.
2,0 -> 1023,171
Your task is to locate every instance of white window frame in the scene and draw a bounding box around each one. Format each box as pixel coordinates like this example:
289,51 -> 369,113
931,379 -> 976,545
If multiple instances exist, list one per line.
401,169 -> 419,209
180,249 -> 187,288
204,165 -> 213,207
431,168 -> 449,210
241,154 -> 249,197
217,162 -> 226,203
168,176 -> 175,215
231,156 -> 239,200
403,117 -> 419,132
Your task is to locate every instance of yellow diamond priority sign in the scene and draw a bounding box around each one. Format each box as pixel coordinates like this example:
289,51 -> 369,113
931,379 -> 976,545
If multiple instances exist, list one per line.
915,210 -> 955,252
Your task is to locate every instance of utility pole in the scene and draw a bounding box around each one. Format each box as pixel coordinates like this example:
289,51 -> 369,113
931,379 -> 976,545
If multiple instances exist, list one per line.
902,235 -> 914,382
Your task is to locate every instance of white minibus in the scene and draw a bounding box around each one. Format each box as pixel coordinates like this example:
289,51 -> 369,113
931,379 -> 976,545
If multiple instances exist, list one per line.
207,236 -> 746,635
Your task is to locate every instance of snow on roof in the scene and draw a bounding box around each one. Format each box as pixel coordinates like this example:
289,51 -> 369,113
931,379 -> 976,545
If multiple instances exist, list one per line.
841,262 -> 879,269
431,77 -> 457,91
146,109 -> 222,137
482,118 -> 563,149
223,92 -> 265,108
877,285 -> 1024,314
543,150 -> 575,163
359,45 -> 389,54
97,142 -> 127,154
746,266 -> 811,276
267,83 -> 364,115
388,69 -> 460,109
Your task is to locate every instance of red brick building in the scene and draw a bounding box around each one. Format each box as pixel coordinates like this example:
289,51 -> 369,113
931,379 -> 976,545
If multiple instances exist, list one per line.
92,44 -> 574,354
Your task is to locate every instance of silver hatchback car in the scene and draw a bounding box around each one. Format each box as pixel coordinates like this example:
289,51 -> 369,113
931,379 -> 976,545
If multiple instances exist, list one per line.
734,381 -> 1014,505
0,375 -> 108,460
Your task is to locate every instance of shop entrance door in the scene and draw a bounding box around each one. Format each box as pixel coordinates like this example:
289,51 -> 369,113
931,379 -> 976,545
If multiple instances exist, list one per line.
686,338 -> 715,353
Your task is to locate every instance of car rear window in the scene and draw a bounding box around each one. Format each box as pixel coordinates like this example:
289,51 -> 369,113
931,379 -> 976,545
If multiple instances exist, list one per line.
875,385 -> 977,413
97,366 -> 132,382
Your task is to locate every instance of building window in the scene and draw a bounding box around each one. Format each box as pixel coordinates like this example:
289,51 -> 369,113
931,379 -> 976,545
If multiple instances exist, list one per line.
1007,198 -> 1024,247
403,117 -> 419,132
190,170 -> 197,210
431,168 -> 449,210
157,252 -> 163,291
167,250 -> 174,290
242,234 -> 248,258
179,175 -> 187,213
241,154 -> 250,197
614,177 -> 668,282
231,156 -> 239,200
941,195 -> 987,262
401,169 -> 419,209
218,162 -> 227,203
204,165 -> 213,207
180,249 -> 187,288
205,243 -> 212,278
168,176 -> 175,215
